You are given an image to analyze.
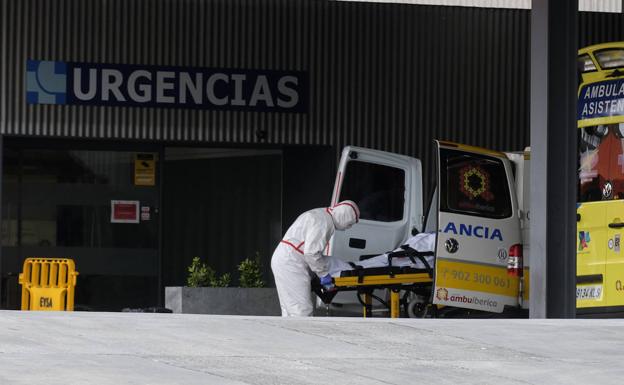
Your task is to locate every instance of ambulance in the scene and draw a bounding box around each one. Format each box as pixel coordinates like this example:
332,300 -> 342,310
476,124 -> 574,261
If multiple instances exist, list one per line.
327,142 -> 529,316
576,42 -> 624,315
326,42 -> 624,317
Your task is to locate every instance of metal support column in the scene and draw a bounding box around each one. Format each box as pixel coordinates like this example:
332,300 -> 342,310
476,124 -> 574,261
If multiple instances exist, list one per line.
390,290 -> 400,318
0,134 -> 3,308
530,0 -> 578,318
363,293 -> 372,318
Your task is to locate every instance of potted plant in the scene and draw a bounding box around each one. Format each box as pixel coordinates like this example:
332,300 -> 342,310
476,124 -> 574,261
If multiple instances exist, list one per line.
238,253 -> 265,288
186,257 -> 232,288
165,254 -> 281,315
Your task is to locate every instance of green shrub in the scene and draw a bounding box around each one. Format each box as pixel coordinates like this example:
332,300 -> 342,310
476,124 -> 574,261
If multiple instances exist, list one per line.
238,253 -> 265,288
212,272 -> 231,288
186,257 -> 231,287
187,257 -> 214,287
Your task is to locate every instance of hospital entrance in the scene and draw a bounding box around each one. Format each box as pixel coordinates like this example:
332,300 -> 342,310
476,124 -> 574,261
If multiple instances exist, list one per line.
0,139 -> 334,311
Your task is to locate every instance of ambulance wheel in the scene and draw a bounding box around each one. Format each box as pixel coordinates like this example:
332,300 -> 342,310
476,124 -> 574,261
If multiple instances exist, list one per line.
407,300 -> 429,318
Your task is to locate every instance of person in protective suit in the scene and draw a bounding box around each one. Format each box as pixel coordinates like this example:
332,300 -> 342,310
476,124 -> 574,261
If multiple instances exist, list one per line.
271,200 -> 360,317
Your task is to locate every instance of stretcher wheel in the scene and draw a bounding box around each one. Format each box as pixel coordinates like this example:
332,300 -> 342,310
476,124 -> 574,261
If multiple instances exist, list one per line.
407,300 -> 429,318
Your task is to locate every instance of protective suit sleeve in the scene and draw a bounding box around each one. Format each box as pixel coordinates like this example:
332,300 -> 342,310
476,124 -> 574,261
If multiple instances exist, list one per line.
302,219 -> 333,277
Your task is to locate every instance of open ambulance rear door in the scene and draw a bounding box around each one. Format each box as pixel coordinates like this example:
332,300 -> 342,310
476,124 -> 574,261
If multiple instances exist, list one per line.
328,146 -> 423,264
433,141 -> 522,313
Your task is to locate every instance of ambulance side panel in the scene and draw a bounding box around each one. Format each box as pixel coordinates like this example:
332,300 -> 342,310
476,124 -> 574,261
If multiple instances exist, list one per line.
577,125 -> 617,309
576,203 -> 608,307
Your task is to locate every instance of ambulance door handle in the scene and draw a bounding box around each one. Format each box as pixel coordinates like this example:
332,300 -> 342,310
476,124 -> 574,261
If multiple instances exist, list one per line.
576,274 -> 603,284
349,238 -> 366,249
608,222 -> 624,228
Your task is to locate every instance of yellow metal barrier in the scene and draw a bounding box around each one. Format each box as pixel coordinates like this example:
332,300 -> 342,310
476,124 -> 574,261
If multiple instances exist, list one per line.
19,258 -> 79,311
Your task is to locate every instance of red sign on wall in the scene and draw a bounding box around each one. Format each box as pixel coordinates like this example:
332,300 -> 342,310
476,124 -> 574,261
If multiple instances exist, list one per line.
111,200 -> 140,223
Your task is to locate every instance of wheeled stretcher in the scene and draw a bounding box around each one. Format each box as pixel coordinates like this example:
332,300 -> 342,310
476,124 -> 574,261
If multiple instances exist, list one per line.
313,246 -> 435,318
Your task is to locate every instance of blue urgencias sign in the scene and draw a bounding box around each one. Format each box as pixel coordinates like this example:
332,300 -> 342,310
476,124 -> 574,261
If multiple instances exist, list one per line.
578,78 -> 624,126
26,60 -> 307,113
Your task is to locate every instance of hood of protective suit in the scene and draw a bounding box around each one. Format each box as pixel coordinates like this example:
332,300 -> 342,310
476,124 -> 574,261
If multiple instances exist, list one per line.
330,200 -> 360,230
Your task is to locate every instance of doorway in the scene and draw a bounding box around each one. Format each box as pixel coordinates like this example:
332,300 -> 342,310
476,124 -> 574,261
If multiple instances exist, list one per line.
1,140 -> 161,311
1,140 -> 335,310
162,148 -> 283,288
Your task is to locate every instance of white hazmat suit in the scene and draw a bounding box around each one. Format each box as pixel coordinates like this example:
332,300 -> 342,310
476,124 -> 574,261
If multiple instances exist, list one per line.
271,201 -> 360,317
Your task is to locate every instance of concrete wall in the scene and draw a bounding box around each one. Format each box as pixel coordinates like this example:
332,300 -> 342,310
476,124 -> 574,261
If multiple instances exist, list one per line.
165,286 -> 281,316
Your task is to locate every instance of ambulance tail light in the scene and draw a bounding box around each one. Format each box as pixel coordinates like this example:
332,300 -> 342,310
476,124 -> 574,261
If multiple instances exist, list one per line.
507,244 -> 523,277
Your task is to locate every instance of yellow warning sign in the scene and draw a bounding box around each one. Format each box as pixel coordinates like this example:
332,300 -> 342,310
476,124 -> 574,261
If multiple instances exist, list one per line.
134,153 -> 156,186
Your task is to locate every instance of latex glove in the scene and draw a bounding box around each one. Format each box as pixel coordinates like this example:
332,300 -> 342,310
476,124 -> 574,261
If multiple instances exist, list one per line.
320,274 -> 335,290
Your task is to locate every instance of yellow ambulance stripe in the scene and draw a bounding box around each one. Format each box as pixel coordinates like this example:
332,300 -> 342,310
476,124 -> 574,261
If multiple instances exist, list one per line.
438,141 -> 507,158
577,115 -> 624,128
436,258 -> 519,297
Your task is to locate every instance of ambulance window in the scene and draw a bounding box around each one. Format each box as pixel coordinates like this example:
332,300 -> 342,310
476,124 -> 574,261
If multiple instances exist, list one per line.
339,161 -> 405,222
578,54 -> 596,72
579,124 -> 624,202
440,149 -> 512,219
595,49 -> 624,70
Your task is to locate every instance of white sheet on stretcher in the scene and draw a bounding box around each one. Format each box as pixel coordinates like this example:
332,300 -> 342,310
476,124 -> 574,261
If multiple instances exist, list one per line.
327,232 -> 436,277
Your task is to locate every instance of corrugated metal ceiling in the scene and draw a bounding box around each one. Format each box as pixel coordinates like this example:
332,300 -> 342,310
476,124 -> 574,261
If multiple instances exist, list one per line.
333,0 -> 623,13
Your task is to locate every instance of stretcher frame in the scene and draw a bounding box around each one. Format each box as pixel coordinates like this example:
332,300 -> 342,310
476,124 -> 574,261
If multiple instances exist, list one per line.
314,246 -> 435,318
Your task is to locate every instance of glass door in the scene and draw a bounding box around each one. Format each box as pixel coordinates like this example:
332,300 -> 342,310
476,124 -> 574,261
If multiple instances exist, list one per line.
2,141 -> 161,311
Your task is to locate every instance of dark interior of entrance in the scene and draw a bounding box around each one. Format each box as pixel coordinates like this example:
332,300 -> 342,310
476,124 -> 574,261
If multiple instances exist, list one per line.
1,141 -> 161,311
162,146 -> 335,291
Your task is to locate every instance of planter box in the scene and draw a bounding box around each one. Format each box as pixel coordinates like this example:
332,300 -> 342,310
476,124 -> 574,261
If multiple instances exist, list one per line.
165,286 -> 281,316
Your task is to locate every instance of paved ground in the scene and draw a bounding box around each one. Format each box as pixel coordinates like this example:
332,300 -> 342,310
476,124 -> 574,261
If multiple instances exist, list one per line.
0,311 -> 622,385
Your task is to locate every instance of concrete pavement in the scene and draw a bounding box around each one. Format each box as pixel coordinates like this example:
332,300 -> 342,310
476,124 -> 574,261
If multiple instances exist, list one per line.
0,311 -> 622,385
